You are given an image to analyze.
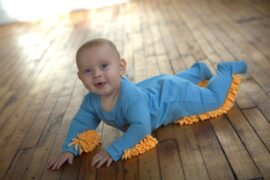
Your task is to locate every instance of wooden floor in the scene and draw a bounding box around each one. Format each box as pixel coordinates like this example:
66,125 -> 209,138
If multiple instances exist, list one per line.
0,0 -> 270,179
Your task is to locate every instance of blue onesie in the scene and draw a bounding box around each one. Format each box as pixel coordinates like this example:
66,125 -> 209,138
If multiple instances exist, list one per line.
62,61 -> 247,161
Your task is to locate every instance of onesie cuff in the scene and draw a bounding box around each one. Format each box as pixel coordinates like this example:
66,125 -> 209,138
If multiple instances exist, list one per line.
62,146 -> 79,156
105,146 -> 121,161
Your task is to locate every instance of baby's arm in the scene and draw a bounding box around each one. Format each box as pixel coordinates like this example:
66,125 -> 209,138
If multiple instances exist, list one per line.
106,99 -> 152,162
90,120 -> 151,168
48,95 -> 100,170
91,100 -> 152,168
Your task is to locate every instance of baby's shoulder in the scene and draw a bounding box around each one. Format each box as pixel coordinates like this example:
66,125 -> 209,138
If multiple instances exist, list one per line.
120,77 -> 147,103
121,78 -> 147,95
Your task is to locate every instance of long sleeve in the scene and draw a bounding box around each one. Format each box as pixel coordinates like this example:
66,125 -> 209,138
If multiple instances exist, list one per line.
62,94 -> 101,156
105,99 -> 152,161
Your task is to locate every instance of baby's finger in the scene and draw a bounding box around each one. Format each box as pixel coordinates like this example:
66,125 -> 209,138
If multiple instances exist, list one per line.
47,160 -> 55,169
56,158 -> 67,170
51,158 -> 62,170
47,158 -> 58,169
91,154 -> 102,166
68,156 -> 73,164
106,159 -> 113,167
96,157 -> 107,168
52,160 -> 60,170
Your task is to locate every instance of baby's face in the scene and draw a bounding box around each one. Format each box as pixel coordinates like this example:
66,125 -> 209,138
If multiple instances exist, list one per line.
77,44 -> 126,97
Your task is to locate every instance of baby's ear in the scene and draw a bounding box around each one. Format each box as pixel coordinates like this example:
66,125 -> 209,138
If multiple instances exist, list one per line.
120,59 -> 127,75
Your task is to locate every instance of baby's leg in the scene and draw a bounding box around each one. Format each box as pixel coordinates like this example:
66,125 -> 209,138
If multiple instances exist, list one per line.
175,62 -> 213,84
181,61 -> 247,116
207,60 -> 247,102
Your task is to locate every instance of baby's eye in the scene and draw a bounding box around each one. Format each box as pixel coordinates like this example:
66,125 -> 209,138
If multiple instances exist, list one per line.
84,69 -> 92,74
101,64 -> 108,69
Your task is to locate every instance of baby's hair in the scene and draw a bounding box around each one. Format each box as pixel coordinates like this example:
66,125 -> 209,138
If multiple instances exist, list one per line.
76,38 -> 120,62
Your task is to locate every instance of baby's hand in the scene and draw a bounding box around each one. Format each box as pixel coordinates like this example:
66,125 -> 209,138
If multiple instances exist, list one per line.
91,150 -> 113,168
47,152 -> 74,170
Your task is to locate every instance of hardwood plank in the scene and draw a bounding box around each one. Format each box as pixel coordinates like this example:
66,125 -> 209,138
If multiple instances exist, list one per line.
227,106 -> 270,179
156,124 -> 175,141
206,0 -> 270,91
0,90 -> 18,128
243,108 -> 270,151
96,161 -> 117,180
171,58 -> 186,74
20,96 -> 57,149
0,86 -> 9,101
210,116 -> 261,179
199,25 -> 235,61
59,155 -> 81,180
245,0 -> 270,17
41,96 -> 83,180
0,97 -> 35,179
157,139 -> 185,180
157,55 -> 173,74
186,0 -> 267,85
146,56 -> 159,77
134,51 -> 147,82
194,122 -> 235,179
138,147 -> 161,180
2,148 -> 35,180
21,95 -> 71,180
1,76 -> 60,178
257,102 -> 270,123
241,77 -> 270,120
235,80 -> 256,109
115,161 -> 124,180
77,151 -> 97,180
20,65 -> 77,149
173,125 -> 209,179
123,157 -> 139,180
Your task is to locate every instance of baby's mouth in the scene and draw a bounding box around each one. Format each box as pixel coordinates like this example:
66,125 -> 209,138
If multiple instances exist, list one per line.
94,82 -> 106,88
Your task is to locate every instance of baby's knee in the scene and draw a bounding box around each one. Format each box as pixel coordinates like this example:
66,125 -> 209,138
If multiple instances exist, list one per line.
194,62 -> 213,78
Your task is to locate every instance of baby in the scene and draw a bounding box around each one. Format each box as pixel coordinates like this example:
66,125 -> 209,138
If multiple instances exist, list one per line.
47,38 -> 247,170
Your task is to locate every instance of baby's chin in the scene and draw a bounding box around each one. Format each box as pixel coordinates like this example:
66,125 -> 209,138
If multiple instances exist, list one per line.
88,89 -> 113,97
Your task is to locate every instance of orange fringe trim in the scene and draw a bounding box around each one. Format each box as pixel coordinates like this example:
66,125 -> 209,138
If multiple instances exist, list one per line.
68,130 -> 101,155
122,135 -> 158,160
174,75 -> 241,125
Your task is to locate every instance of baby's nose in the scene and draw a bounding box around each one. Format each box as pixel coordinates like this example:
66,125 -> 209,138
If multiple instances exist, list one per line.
93,69 -> 102,78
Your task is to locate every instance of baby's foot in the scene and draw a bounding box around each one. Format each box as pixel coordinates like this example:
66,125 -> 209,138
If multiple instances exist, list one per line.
217,61 -> 247,74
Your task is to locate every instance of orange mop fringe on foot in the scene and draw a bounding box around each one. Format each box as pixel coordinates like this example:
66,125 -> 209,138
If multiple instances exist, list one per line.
68,75 -> 241,159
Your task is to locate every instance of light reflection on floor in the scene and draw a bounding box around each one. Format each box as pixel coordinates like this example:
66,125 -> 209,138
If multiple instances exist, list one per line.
1,0 -> 129,23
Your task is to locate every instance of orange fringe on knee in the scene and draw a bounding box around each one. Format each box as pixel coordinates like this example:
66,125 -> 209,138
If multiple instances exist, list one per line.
174,75 -> 241,125
68,75 -> 241,159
